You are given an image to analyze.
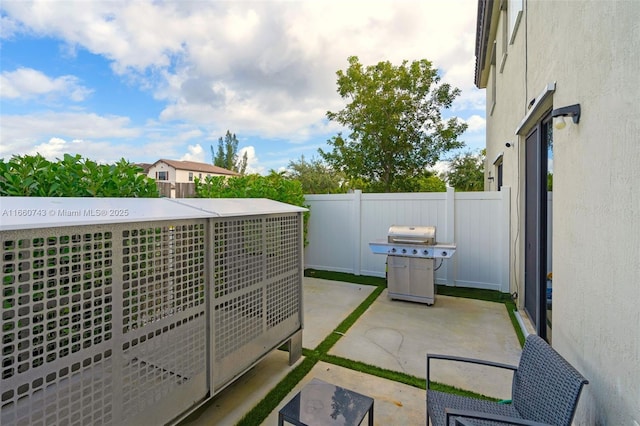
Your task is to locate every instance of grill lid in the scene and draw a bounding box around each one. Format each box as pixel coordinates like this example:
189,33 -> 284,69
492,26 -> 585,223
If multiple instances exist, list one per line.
387,225 -> 436,245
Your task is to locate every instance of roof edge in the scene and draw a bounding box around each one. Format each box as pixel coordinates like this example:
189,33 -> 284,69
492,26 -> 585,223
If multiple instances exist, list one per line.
151,159 -> 240,176
474,0 -> 494,88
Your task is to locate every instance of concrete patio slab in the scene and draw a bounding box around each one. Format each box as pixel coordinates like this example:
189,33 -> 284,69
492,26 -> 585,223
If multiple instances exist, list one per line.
180,350 -> 298,426
179,278 -> 376,425
182,355 -> 427,426
329,290 -> 522,399
302,277 -> 376,349
179,282 -> 522,425
263,361 -> 426,425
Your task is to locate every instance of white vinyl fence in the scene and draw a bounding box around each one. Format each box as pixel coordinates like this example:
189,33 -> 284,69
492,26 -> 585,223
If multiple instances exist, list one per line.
304,188 -> 511,293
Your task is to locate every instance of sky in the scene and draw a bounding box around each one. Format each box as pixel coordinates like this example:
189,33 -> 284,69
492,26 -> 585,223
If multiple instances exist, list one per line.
0,0 -> 486,175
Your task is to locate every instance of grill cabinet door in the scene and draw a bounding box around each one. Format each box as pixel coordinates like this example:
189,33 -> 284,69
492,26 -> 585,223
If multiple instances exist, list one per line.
387,255 -> 410,295
387,256 -> 434,304
408,258 -> 434,300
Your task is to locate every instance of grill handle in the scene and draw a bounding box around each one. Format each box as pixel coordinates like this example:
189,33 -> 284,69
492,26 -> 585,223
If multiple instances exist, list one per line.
389,238 -> 432,244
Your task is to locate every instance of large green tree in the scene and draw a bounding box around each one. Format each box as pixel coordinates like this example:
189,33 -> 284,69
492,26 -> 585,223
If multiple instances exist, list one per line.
319,56 -> 467,192
444,149 -> 485,191
286,155 -> 347,194
412,172 -> 447,192
211,130 -> 248,174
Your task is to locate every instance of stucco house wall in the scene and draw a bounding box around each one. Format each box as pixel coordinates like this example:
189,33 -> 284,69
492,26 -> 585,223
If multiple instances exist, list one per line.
174,169 -> 206,182
147,161 -> 177,182
146,160 -> 237,184
476,1 -> 640,424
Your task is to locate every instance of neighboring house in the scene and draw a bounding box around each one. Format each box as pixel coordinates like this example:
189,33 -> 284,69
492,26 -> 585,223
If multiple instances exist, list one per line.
475,1 -> 639,424
146,159 -> 239,198
147,159 -> 239,184
136,162 -> 153,175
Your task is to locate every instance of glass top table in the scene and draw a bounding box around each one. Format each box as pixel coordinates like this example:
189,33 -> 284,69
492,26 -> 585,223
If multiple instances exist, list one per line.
278,378 -> 374,426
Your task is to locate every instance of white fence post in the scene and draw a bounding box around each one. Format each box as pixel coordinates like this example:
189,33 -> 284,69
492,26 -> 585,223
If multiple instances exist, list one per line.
353,190 -> 362,276
445,187 -> 456,286
445,187 -> 455,242
501,187 -> 512,293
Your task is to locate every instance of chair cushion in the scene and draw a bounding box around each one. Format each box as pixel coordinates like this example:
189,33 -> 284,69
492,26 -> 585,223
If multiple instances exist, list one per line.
427,390 -> 521,426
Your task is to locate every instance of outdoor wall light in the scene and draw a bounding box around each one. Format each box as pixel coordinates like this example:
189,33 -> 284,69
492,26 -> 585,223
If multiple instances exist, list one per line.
554,115 -> 568,130
551,104 -> 581,130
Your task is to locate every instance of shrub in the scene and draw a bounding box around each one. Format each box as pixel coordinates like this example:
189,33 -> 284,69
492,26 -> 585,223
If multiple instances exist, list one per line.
195,171 -> 310,244
0,154 -> 158,197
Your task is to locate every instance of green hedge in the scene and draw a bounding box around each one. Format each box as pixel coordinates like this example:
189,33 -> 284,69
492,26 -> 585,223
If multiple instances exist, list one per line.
195,172 -> 310,244
0,153 -> 158,197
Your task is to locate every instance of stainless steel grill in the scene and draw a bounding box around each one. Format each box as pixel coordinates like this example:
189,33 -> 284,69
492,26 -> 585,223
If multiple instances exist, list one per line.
369,225 -> 456,305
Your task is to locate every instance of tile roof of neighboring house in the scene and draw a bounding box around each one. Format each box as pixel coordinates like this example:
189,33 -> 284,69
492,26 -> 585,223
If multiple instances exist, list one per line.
153,159 -> 240,176
136,163 -> 153,173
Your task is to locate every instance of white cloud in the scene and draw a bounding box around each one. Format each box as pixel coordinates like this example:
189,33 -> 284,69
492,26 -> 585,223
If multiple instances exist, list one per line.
1,0 -> 485,171
1,111 -> 218,164
27,137 -> 118,163
0,112 -> 200,163
180,144 -> 206,162
2,1 -> 479,130
1,67 -> 92,101
30,137 -> 68,159
0,12 -> 22,38
239,146 -> 265,175
464,115 -> 486,133
159,1 -> 480,140
430,160 -> 451,176
0,112 -> 139,157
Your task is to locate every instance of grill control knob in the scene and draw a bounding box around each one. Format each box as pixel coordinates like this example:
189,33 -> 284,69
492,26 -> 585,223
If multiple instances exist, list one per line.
423,250 -> 429,255
391,248 -> 396,253
401,248 -> 407,254
441,251 -> 448,257
412,249 -> 418,254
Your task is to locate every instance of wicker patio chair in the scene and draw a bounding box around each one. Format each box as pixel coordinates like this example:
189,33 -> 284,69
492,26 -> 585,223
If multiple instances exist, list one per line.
426,334 -> 588,426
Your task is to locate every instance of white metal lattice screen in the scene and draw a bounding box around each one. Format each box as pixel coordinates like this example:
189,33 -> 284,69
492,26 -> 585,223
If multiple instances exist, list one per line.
1,221 -> 208,426
265,215 -> 300,329
119,222 -> 207,423
2,230 -> 116,426
212,218 -> 265,361
211,213 -> 302,387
